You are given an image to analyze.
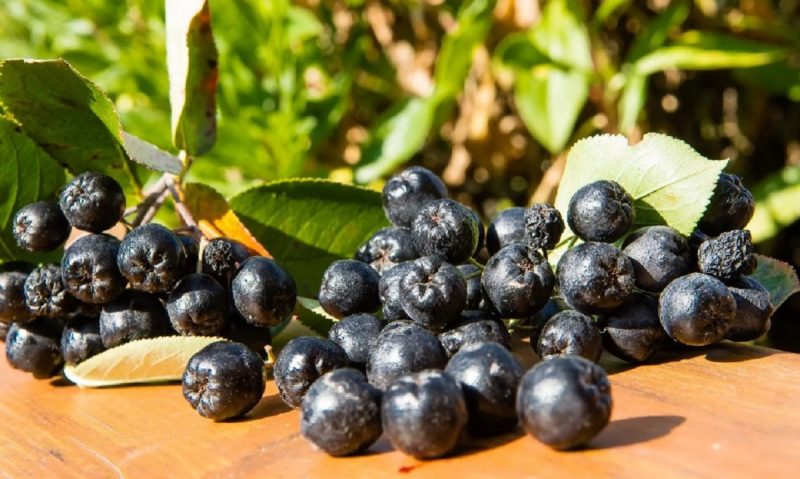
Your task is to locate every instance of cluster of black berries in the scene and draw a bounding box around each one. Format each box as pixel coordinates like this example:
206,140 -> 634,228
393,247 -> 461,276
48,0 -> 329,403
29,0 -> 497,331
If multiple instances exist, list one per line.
2,172 -> 297,387
264,166 -> 615,458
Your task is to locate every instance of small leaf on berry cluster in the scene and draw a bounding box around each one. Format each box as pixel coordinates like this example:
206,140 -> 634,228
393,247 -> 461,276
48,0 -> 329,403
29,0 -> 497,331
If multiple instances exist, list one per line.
63,336 -> 226,388
295,296 -> 337,335
749,255 -> 800,309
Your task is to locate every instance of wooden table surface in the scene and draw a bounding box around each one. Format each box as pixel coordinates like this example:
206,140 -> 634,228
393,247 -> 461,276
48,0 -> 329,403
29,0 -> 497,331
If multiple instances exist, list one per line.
1,340 -> 799,479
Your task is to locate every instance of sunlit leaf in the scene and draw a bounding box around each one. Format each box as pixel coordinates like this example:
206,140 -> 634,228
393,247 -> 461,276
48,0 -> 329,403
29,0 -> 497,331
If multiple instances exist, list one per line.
296,296 -> 337,335
748,164 -> 800,243
122,132 -> 183,175
749,255 -> 800,309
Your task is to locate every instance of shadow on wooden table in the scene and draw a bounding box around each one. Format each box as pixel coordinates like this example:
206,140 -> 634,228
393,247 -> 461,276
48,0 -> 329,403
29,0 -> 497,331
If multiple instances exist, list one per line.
591,415 -> 686,449
239,394 -> 292,421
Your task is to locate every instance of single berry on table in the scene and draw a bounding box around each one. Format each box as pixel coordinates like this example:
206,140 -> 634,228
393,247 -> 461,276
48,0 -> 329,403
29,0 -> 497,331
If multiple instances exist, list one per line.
445,342 -> 523,435
61,233 -> 127,304
12,201 -> 71,252
5,318 -> 65,379
481,244 -> 554,318
183,341 -> 266,421
59,171 -> 125,233
383,166 -> 448,228
318,260 -> 380,319
117,224 -> 186,293
398,256 -> 466,332
273,336 -> 348,408
567,180 -> 635,243
232,257 -> 297,327
517,356 -> 612,450
536,310 -> 603,363
382,370 -> 468,459
166,273 -> 227,336
301,368 -> 383,456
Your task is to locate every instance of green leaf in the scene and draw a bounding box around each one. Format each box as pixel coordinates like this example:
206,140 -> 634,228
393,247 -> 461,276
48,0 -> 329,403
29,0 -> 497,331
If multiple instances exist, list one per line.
122,132 -> 183,175
0,116 -> 66,263
531,0 -> 592,72
515,66 -> 590,154
0,59 -> 137,190
354,96 -> 440,184
634,31 -> 788,76
749,255 -> 800,310
63,336 -> 227,388
434,0 -> 495,97
593,0 -> 632,27
748,164 -> 800,243
296,296 -> 337,336
230,179 -> 389,297
552,134 -> 728,258
618,73 -> 648,133
735,63 -> 800,102
493,33 -> 550,72
166,0 -> 218,156
625,0 -> 690,63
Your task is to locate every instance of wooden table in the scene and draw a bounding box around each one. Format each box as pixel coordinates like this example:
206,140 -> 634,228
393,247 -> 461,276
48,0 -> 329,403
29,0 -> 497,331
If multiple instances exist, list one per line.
1,340 -> 799,478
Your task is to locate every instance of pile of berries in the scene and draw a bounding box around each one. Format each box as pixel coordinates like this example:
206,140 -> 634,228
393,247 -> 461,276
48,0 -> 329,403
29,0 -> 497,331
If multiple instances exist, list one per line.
1,172 -> 296,382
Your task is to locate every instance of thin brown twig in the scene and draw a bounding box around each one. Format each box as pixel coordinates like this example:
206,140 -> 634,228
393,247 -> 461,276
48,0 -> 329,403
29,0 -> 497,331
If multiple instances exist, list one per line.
166,178 -> 198,230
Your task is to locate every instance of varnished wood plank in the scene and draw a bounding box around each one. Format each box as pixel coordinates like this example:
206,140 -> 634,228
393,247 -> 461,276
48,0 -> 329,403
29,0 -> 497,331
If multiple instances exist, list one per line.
1,342 -> 799,478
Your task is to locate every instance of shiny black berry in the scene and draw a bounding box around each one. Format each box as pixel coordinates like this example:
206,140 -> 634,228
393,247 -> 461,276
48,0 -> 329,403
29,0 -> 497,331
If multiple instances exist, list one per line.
567,180 -> 635,243
328,313 -> 384,369
486,207 -> 526,255
481,244 -> 554,318
622,226 -> 692,292
12,201 -> 71,252
367,322 -> 447,390
726,277 -> 773,342
0,270 -> 33,324
398,256 -> 466,332
99,290 -> 172,348
318,260 -> 380,319
382,370 -> 467,459
457,264 -> 483,310
697,229 -> 756,281
557,242 -> 635,314
166,273 -> 227,336
59,171 -> 125,233
5,318 -> 64,379
24,264 -> 77,318
201,238 -> 252,286
301,368 -> 383,456
698,173 -> 755,236
601,293 -> 665,363
524,203 -> 565,252
183,341 -> 266,421
411,199 -> 480,264
61,233 -> 127,304
232,257 -> 297,327
438,310 -> 510,357
659,273 -> 736,346
355,227 -> 419,274
117,224 -> 186,293
60,316 -> 105,365
383,166 -> 449,228
537,310 -> 603,363
445,342 -> 523,435
517,356 -> 612,450
274,336 -> 348,408
378,261 -> 414,321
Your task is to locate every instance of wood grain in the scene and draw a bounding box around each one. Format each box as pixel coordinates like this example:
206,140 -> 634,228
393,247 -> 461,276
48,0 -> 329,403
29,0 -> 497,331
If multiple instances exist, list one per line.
1,341 -> 799,478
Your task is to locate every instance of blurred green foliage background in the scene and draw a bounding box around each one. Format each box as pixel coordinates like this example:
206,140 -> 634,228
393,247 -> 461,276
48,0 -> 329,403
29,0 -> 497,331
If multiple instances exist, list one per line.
1,0 -> 800,347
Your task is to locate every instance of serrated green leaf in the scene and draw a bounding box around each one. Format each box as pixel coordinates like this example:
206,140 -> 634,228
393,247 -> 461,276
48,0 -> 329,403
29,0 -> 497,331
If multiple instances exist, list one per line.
515,66 -> 589,154
0,116 -> 66,264
748,164 -> 800,243
633,31 -> 788,76
749,255 -> 800,310
296,296 -> 337,336
63,336 -> 227,388
0,59 -> 137,190
230,179 -> 389,297
122,132 -> 183,174
166,0 -> 218,156
552,134 -> 728,259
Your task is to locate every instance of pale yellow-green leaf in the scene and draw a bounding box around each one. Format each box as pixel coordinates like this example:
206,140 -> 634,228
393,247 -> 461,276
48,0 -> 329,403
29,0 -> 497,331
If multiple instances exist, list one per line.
63,336 -> 226,388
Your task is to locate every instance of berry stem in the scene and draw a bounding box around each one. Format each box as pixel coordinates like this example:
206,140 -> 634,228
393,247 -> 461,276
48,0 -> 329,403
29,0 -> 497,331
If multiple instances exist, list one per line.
129,174 -> 171,227
167,178 -> 199,230
468,257 -> 485,270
